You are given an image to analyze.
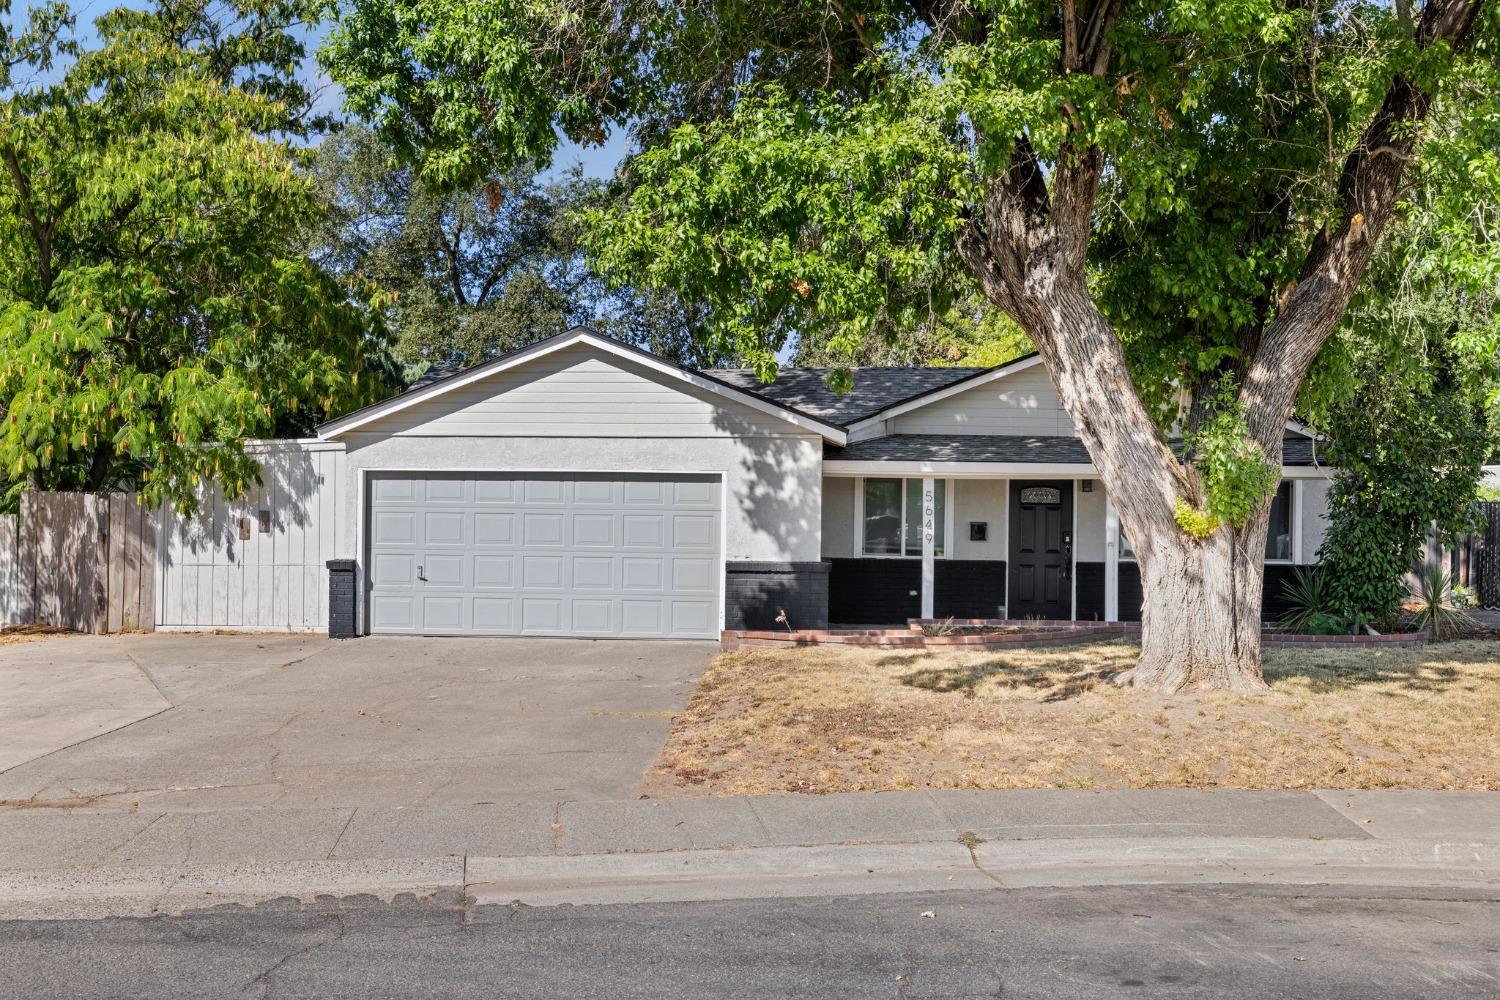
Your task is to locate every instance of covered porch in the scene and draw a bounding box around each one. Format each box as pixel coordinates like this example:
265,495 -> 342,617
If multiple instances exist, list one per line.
819,435 -> 1328,626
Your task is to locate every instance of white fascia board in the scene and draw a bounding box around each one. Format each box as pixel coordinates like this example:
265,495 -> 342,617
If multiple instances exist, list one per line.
823,460 -> 1098,477
243,438 -> 346,454
826,460 -> 1329,479
318,329 -> 847,445
844,354 -> 1047,433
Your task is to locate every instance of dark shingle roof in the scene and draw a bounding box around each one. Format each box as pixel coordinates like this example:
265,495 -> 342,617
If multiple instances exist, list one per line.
827,433 -> 1323,466
708,367 -> 987,425
826,435 -> 1093,464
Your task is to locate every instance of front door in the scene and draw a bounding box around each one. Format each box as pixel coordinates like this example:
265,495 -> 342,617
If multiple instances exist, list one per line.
1008,480 -> 1073,619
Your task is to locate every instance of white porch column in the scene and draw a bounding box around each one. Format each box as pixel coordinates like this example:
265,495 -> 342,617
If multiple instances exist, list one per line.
921,477 -> 936,619
1104,493 -> 1120,622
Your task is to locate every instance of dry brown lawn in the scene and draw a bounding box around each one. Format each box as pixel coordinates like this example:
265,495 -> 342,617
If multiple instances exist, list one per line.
641,640 -> 1500,796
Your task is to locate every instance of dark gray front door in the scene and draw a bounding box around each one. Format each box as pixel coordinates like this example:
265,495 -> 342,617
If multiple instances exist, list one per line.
1008,480 -> 1073,619
366,473 -> 722,638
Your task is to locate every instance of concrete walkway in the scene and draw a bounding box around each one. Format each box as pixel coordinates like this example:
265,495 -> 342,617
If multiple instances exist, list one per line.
3,788 -> 1497,919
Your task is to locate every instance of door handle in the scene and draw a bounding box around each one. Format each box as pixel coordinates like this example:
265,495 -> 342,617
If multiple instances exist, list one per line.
417,564 -> 426,582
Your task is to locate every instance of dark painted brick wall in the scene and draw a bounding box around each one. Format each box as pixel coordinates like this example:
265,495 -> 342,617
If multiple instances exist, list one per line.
934,560 -> 1006,619
1075,562 -> 1106,621
1119,561 -> 1312,623
725,562 -> 830,631
828,558 -> 921,625
326,559 -> 357,638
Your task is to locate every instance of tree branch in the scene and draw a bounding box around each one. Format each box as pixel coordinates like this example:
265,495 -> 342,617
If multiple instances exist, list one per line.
1240,0 -> 1486,449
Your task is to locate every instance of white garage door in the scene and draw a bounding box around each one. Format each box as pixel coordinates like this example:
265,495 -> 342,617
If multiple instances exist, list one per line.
366,473 -> 722,638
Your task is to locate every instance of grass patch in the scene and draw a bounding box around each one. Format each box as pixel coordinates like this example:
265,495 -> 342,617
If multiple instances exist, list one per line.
641,640 -> 1500,796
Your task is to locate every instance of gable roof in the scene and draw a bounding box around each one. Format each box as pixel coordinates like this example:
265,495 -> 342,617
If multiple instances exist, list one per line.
708,366 -> 988,425
316,327 -> 849,443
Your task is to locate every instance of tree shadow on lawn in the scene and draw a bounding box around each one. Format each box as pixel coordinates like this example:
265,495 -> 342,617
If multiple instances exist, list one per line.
892,639 -> 1500,703
1261,641 -> 1493,697
896,649 -> 1128,704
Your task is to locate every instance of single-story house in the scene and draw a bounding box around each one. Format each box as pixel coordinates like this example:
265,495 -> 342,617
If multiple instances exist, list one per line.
152,326 -> 1334,637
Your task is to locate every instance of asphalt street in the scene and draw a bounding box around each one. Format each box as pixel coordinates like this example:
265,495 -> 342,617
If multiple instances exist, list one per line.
2,884 -> 1497,999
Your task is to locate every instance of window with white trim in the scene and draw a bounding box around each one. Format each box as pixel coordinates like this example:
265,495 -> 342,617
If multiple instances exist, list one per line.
1119,481 -> 1294,562
860,477 -> 947,557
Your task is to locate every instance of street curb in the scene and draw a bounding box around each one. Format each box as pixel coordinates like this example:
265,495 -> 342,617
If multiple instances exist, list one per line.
5,836 -> 1500,921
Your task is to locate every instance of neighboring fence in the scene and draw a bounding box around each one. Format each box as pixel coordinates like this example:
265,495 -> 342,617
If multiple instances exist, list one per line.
2,491 -> 157,633
1474,501 -> 1500,609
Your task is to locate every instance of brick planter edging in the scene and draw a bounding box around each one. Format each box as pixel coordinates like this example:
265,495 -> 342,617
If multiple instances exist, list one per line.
721,619 -> 1429,652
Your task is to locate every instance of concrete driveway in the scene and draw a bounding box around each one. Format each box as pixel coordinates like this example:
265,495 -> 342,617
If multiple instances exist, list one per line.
0,634 -> 713,811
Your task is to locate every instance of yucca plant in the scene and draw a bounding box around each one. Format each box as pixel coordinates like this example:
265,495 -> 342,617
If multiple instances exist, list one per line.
1279,566 -> 1337,634
1406,565 -> 1478,641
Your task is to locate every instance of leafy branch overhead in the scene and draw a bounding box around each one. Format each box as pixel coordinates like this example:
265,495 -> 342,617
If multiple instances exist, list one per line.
0,0 -> 396,512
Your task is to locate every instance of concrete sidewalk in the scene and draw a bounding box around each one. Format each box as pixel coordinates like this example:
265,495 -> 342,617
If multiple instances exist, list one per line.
2,788 -> 1498,919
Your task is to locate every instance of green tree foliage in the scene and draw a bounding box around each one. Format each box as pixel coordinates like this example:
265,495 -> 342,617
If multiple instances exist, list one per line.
793,295 -> 1033,368
309,124 -> 737,373
321,0 -> 1496,395
1307,79 -> 1500,626
0,0 -> 394,512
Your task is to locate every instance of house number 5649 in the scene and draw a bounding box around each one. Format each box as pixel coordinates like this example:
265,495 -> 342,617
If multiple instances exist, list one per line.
923,488 -> 935,544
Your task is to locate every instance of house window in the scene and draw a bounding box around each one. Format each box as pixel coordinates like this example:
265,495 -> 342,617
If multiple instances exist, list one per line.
861,478 -> 946,557
1118,481 -> 1294,561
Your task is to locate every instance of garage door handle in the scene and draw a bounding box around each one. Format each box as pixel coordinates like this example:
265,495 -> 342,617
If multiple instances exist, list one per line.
417,564 -> 426,582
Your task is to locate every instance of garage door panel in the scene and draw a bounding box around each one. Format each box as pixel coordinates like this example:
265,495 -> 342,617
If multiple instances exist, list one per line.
622,557 -> 663,590
423,555 -> 466,587
474,479 -> 517,504
573,480 -> 615,505
522,555 -> 565,588
622,515 -> 663,547
524,480 -> 565,504
370,553 -> 414,586
424,479 -> 466,503
672,515 -> 716,549
368,473 -> 720,638
423,511 -> 465,545
473,512 -> 515,545
373,512 -> 416,545
523,513 -> 566,546
671,602 -> 714,634
370,595 -> 415,630
572,599 -> 613,633
621,600 -> 663,634
522,598 -> 564,631
473,555 -> 515,589
673,558 -> 715,592
572,514 -> 615,546
472,597 -> 516,631
422,596 -> 465,629
573,556 -> 615,589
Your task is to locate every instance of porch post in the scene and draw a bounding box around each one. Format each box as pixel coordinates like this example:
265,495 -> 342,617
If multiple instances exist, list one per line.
1104,494 -> 1119,622
920,477 -> 936,619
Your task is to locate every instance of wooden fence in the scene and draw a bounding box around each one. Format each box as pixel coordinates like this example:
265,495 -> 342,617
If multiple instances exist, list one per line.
1,492 -> 157,634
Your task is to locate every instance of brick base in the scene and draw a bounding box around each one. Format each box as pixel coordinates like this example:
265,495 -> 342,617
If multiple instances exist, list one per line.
326,559 -> 357,639
724,561 -> 830,631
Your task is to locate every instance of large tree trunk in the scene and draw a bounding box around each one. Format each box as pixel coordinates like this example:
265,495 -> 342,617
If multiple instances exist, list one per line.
1130,520 -> 1270,692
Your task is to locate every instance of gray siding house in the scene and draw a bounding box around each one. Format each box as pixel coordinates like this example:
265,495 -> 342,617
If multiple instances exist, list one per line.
153,327 -> 1333,636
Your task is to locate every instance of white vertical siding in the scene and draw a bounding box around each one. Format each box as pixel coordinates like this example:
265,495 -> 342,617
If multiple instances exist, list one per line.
0,514 -> 17,626
156,441 -> 344,631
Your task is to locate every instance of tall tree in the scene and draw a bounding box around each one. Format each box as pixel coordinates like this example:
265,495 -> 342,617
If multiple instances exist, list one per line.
324,0 -> 1497,689
0,0 -> 393,512
793,295 -> 1033,367
310,123 -> 738,371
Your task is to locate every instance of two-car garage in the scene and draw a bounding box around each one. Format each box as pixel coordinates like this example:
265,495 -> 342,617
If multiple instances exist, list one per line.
365,472 -> 724,639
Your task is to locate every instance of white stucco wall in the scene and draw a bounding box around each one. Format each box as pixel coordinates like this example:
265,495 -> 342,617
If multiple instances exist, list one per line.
951,479 -> 1007,560
821,476 -> 856,558
1074,481 -> 1107,562
1299,477 -> 1332,564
